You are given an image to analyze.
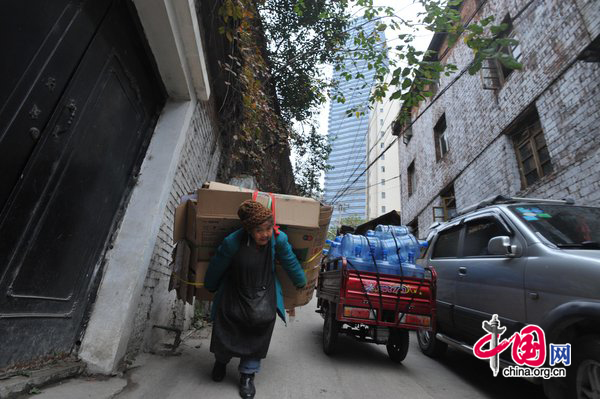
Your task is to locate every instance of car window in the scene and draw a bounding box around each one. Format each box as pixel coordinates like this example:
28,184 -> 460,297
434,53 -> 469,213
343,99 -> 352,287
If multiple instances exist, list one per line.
508,205 -> 600,248
463,217 -> 509,257
432,226 -> 461,258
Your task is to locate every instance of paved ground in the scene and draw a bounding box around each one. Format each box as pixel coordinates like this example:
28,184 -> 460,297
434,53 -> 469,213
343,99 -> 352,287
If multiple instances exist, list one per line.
26,298 -> 548,399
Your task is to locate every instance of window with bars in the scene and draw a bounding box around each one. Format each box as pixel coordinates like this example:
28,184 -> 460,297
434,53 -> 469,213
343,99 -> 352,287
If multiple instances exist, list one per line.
434,114 -> 449,160
481,15 -> 523,90
407,161 -> 416,196
513,118 -> 553,188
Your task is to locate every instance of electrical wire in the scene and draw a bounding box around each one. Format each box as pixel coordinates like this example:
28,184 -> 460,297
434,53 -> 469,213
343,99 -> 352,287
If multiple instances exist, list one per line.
330,0 -> 538,205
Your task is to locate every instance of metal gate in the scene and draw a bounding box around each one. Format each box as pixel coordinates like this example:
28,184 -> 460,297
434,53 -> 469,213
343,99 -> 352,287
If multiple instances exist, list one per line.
0,0 -> 165,369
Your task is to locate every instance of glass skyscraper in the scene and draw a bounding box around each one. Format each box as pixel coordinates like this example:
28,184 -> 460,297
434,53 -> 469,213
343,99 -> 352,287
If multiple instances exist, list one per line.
324,18 -> 379,224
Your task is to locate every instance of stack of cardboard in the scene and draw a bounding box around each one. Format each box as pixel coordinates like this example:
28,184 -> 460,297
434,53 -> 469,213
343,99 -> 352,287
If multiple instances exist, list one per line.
169,182 -> 333,309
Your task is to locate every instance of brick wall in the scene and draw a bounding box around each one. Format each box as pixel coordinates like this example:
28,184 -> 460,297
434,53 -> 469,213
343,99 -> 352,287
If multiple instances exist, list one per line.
126,99 -> 222,357
397,0 -> 599,238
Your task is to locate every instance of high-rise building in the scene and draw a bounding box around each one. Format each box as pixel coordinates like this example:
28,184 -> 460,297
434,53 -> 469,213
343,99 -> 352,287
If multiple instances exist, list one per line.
324,18 -> 380,225
366,91 -> 401,220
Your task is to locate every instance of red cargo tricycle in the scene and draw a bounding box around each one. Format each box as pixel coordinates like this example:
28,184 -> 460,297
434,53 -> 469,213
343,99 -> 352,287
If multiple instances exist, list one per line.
316,257 -> 436,362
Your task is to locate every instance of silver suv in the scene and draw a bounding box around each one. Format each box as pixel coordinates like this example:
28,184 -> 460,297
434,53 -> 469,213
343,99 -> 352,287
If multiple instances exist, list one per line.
416,196 -> 600,399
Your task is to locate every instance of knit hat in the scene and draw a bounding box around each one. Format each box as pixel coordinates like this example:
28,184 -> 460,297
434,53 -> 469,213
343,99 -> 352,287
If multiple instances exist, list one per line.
238,200 -> 273,231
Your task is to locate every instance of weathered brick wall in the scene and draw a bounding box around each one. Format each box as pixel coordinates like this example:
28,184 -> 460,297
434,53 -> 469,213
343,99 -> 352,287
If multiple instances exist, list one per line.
126,99 -> 222,357
397,0 -> 599,238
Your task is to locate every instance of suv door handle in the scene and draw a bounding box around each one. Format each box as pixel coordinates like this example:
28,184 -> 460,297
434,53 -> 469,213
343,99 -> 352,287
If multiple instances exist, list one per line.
458,267 -> 467,276
528,292 -> 539,300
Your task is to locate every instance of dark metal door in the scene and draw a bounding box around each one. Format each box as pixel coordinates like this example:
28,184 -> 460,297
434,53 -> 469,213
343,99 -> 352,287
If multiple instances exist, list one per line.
0,0 -> 165,369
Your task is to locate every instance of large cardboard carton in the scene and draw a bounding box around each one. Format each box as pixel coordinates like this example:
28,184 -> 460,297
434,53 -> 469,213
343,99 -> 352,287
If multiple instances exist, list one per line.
276,263 -> 321,309
199,184 -> 320,229
195,261 -> 215,301
197,246 -> 217,261
173,200 -> 196,244
171,183 -> 333,305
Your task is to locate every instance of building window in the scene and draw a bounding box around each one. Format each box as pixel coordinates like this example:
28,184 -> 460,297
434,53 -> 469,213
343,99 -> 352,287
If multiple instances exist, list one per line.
481,15 -> 523,90
433,185 -> 457,222
512,112 -> 553,188
382,192 -> 386,199
380,142 -> 384,149
381,166 -> 385,173
380,119 -> 383,125
381,179 -> 385,186
407,161 -> 415,196
408,218 -> 419,240
382,206 -> 386,213
434,114 -> 448,161
381,153 -> 385,161
380,131 -> 385,137
380,108 -> 384,113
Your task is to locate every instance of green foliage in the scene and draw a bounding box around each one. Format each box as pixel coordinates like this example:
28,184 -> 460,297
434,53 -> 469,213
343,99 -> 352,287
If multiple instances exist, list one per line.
217,0 -> 523,195
292,125 -> 333,198
326,215 -> 366,240
256,0 -> 351,123
340,215 -> 366,227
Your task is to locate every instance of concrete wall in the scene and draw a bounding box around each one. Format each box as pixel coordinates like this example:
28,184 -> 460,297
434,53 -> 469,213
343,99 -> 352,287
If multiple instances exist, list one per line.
126,100 -> 221,357
397,0 -> 600,238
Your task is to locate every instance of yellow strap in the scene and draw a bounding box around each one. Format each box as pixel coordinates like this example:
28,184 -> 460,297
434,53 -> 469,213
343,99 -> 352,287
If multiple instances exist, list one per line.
172,272 -> 204,287
302,251 -> 322,266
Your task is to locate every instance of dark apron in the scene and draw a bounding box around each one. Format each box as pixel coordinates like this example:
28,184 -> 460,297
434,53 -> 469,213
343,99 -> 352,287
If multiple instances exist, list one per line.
210,234 -> 277,359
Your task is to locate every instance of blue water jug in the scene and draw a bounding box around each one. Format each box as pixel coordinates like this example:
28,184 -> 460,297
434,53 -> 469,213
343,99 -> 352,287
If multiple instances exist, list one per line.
340,234 -> 369,259
375,225 -> 410,237
399,262 -> 425,279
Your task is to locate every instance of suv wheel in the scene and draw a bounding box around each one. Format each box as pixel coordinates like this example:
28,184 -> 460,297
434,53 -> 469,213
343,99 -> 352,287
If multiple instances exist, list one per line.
571,336 -> 600,398
417,328 -> 447,358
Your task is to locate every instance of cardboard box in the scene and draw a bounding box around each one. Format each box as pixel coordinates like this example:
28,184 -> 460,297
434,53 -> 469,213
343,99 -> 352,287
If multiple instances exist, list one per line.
175,242 -> 191,302
197,246 -> 217,261
194,261 -> 215,301
279,204 -> 332,269
276,263 -> 321,309
295,266 -> 320,307
173,200 -> 196,244
198,185 -> 320,228
196,216 -> 242,248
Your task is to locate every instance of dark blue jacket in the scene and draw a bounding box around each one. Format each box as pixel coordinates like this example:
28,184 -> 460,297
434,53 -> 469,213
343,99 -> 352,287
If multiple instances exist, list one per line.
204,229 -> 306,322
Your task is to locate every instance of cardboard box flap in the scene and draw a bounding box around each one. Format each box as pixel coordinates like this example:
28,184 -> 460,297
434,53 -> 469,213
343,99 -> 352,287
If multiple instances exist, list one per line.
206,181 -> 253,192
196,189 -> 251,218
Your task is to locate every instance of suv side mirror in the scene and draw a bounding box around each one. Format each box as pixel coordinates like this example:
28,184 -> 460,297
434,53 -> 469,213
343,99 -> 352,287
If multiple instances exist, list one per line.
488,236 -> 519,257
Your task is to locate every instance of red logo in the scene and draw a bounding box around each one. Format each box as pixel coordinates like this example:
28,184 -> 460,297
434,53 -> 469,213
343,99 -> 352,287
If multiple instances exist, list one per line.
473,315 -> 546,376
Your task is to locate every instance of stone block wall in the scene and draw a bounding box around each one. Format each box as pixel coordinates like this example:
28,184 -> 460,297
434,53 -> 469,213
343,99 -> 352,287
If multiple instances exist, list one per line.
126,100 -> 222,357
397,0 -> 599,238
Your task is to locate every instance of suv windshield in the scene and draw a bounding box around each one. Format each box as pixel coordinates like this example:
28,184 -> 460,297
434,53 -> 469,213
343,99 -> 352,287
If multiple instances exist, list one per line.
508,205 -> 600,248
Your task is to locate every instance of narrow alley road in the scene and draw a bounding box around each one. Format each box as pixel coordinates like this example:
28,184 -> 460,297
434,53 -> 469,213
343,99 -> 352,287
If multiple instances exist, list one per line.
31,298 -> 548,399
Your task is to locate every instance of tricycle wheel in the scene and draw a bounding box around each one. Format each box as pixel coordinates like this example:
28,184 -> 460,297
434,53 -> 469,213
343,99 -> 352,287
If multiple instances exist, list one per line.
322,303 -> 339,355
387,329 -> 409,363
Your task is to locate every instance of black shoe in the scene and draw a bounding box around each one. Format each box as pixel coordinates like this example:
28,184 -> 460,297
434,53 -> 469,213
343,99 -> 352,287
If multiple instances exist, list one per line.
212,361 -> 227,382
239,373 -> 255,398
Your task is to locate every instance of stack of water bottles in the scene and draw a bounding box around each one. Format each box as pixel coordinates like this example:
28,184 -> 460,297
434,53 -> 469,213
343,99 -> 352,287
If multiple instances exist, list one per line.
324,225 -> 427,279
